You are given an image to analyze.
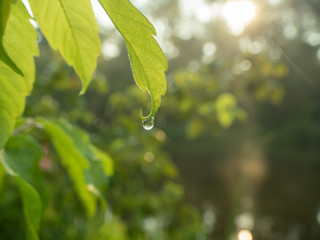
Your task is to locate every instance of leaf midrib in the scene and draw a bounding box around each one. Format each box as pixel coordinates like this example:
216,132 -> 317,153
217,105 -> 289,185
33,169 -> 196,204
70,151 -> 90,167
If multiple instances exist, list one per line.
56,0 -> 83,74
103,10 -> 152,92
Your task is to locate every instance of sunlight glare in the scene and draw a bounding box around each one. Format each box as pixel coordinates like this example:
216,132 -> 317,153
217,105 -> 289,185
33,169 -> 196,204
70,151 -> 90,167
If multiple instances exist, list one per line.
222,0 -> 256,35
91,0 -> 113,30
21,0 -> 33,17
238,230 -> 253,240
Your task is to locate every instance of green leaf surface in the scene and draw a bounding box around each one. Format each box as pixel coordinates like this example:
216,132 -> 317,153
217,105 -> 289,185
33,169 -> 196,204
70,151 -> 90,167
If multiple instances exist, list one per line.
39,118 -> 113,217
0,1 -> 38,149
98,0 -> 167,118
28,0 -> 101,93
0,0 -> 11,35
0,157 -> 4,190
0,61 -> 25,149
91,146 -> 114,176
16,178 -> 41,240
3,0 -> 39,93
2,135 -> 45,240
0,0 -> 22,75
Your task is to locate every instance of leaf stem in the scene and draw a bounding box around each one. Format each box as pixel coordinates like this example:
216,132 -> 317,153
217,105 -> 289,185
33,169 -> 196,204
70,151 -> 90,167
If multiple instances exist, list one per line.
12,118 -> 44,135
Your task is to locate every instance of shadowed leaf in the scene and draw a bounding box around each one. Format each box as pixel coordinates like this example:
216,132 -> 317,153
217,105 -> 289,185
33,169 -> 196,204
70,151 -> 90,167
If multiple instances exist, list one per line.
39,118 -> 113,217
2,135 -> 45,240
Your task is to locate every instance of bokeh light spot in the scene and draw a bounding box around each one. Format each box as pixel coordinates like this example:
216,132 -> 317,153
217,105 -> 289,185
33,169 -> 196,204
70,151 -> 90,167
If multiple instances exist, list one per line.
144,152 -> 155,162
238,230 -> 253,240
222,0 -> 256,35
102,41 -> 120,59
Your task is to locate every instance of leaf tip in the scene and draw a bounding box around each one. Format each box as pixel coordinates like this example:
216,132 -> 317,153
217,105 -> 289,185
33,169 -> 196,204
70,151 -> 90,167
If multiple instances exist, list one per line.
139,108 -> 151,121
79,86 -> 87,96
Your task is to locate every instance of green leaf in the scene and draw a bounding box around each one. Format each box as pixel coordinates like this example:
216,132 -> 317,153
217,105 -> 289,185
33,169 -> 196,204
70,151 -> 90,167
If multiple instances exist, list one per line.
0,0 -> 11,35
0,0 -> 22,75
98,0 -> 167,119
40,118 -> 95,216
3,0 -> 39,93
16,179 -> 41,240
39,118 -> 113,217
1,135 -> 45,240
0,0 -> 39,149
28,0 -> 101,94
0,61 -> 25,149
91,146 -> 114,176
0,158 -> 4,190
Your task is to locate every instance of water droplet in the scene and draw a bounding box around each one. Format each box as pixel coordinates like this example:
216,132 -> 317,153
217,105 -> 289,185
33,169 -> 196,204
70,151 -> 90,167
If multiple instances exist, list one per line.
142,117 -> 154,130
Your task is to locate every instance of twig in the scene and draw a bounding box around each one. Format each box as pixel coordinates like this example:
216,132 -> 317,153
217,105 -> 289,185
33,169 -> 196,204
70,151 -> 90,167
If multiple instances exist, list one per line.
12,119 -> 44,135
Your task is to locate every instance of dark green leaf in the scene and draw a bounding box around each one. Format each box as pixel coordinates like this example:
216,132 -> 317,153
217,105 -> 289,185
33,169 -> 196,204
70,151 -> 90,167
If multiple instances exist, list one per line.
0,158 -> 4,190
39,118 -> 113,217
1,135 -> 45,240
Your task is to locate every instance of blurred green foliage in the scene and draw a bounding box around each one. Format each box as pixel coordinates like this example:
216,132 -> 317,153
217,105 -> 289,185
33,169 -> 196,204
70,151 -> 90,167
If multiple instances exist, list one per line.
0,43 -> 207,239
1,0 -> 320,239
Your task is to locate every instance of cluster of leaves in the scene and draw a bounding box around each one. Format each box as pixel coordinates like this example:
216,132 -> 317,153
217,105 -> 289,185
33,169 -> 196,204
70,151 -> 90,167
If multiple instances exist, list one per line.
162,57 -> 287,140
1,119 -> 113,238
0,48 -> 207,238
0,0 -> 167,149
17,36 -> 289,237
0,0 -> 167,239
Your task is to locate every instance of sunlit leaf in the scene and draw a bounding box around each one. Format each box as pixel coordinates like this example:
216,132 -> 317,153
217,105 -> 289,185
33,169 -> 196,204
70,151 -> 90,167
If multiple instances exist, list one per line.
39,118 -> 113,217
98,0 -> 167,119
28,0 -> 101,94
2,135 -> 45,240
3,0 -> 39,93
0,0 -> 21,75
0,62 -> 24,149
0,1 -> 38,149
